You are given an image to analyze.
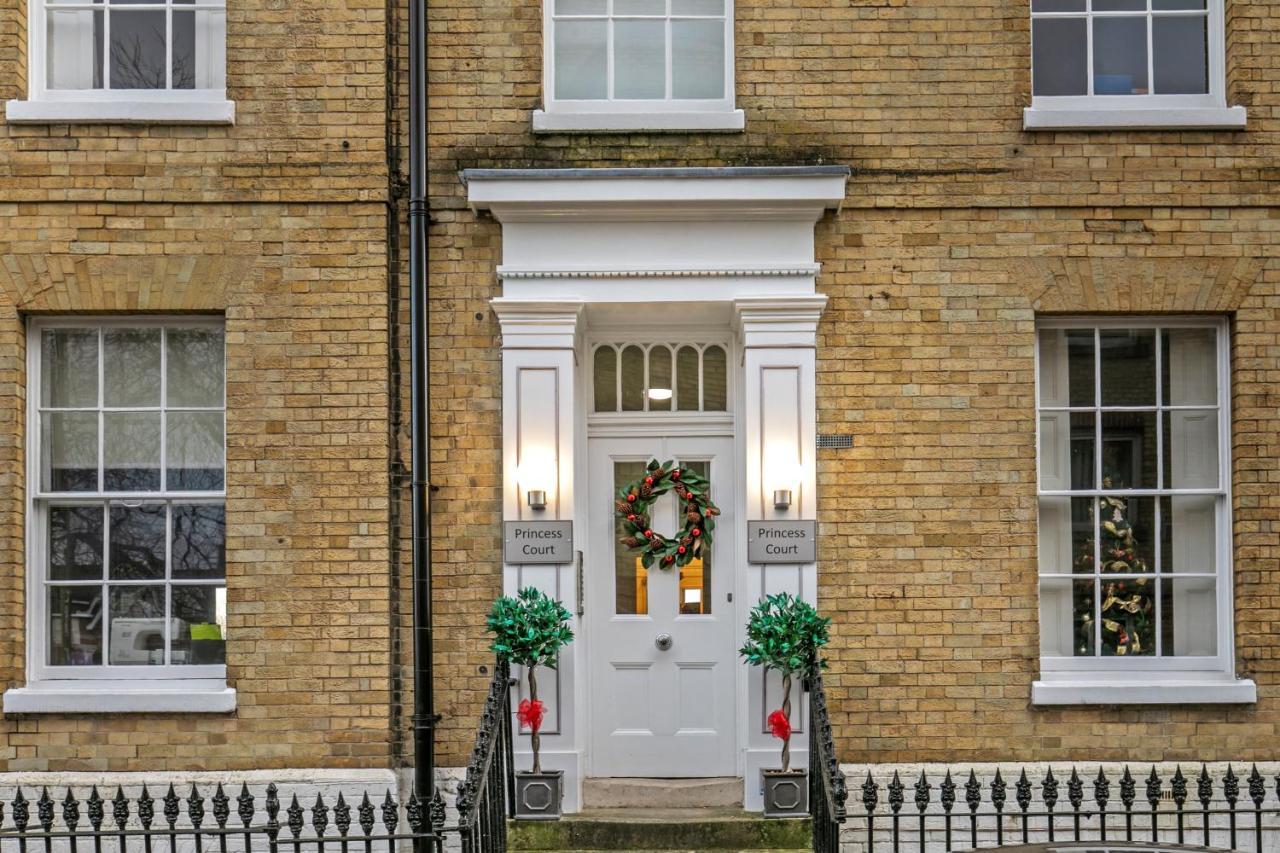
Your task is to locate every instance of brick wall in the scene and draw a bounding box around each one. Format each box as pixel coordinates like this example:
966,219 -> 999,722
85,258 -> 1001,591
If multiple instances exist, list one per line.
414,0 -> 1280,766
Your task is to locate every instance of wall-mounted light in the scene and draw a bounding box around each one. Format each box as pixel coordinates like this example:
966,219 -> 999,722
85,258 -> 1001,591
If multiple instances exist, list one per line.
764,443 -> 803,514
517,449 -> 556,513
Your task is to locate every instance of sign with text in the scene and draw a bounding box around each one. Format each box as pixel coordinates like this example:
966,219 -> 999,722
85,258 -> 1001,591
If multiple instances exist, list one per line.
504,521 -> 574,564
747,520 -> 816,564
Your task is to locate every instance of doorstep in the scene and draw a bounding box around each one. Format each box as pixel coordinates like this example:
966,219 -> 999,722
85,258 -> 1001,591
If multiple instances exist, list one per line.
508,807 -> 810,851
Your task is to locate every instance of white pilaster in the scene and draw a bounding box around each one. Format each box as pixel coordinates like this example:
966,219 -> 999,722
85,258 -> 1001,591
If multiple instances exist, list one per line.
736,295 -> 827,812
492,299 -> 585,813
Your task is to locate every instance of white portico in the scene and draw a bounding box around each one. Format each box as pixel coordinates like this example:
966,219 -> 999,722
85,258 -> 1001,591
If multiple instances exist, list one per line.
465,166 -> 848,812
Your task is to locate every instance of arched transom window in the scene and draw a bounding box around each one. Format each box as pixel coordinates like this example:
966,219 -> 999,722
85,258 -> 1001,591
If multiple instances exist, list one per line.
592,342 -> 728,413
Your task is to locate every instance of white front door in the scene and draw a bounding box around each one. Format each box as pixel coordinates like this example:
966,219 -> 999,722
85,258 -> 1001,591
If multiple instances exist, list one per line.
587,436 -> 738,778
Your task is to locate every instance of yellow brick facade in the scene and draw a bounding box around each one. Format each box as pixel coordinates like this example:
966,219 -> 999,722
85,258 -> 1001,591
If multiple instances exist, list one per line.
2,0 -> 1280,778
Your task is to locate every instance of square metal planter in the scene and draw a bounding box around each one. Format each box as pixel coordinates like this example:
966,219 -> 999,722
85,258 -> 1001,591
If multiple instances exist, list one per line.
761,769 -> 808,819
514,770 -> 564,821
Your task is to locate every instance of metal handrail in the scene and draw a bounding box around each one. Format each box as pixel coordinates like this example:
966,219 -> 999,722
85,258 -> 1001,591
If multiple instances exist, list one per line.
807,667 -> 847,853
455,659 -> 514,853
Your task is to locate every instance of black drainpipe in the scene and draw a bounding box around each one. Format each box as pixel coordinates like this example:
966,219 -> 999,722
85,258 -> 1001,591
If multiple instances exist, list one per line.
407,0 -> 436,803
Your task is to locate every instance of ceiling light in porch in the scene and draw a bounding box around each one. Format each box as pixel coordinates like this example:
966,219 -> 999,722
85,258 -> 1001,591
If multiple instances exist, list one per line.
647,388 -> 673,402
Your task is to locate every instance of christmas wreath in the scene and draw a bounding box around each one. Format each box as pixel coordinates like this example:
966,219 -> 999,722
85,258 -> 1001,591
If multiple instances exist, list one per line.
615,459 -> 719,571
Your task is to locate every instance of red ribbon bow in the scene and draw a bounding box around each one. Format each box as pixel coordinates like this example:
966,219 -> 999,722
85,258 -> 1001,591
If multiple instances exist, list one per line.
517,699 -> 546,734
767,709 -> 792,742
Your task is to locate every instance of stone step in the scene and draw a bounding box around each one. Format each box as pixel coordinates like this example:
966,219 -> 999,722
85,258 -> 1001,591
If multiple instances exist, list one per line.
582,777 -> 743,810
509,808 -> 810,851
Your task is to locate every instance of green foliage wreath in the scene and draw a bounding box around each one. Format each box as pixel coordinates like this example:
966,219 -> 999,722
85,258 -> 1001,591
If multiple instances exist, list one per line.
615,459 -> 719,571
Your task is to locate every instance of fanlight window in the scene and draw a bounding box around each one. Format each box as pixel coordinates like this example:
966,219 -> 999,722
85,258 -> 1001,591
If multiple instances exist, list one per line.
593,343 -> 727,413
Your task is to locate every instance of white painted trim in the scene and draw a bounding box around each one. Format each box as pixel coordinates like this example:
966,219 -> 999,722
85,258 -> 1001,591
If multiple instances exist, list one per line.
1032,678 -> 1256,706
1023,106 -> 1246,131
3,680 -> 236,714
532,108 -> 745,133
5,99 -> 236,125
498,264 -> 820,280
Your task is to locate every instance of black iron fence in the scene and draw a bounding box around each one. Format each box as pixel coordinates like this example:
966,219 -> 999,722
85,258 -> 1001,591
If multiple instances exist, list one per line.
454,659 -> 514,853
851,764 -> 1280,852
807,671 -> 848,853
0,783 -> 447,853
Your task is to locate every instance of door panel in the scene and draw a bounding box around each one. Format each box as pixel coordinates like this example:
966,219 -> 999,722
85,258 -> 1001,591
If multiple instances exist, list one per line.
588,436 -> 737,777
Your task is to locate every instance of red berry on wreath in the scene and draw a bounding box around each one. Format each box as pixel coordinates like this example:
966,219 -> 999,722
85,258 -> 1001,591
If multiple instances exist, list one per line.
644,530 -> 653,538
692,528 -> 701,537
678,546 -> 686,554
627,513 -> 636,521
627,493 -> 637,502
645,476 -> 654,486
672,469 -> 681,479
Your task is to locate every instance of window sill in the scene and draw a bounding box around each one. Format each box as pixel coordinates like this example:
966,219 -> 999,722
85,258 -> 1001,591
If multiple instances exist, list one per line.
1032,677 -> 1256,706
3,680 -> 236,714
5,99 -> 236,125
532,108 -> 745,134
1023,106 -> 1247,131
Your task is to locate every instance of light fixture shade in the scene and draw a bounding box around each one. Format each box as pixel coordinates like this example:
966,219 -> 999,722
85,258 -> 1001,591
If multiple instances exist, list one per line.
646,387 -> 673,401
527,490 -> 548,511
773,489 -> 793,510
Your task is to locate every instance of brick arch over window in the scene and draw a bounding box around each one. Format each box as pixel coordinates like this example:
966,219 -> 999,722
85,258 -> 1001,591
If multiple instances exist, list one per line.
1024,256 -> 1265,314
0,254 -> 255,312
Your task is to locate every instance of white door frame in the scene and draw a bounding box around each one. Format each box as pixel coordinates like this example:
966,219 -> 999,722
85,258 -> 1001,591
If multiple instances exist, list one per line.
473,165 -> 847,812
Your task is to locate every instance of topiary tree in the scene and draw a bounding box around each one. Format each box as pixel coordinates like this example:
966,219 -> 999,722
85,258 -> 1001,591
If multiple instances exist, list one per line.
739,592 -> 830,772
486,587 -> 574,774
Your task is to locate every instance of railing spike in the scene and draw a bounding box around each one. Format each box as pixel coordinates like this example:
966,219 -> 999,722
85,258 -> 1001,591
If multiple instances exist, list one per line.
1067,768 -> 1084,809
914,770 -> 931,813
861,771 -> 878,814
286,794 -> 304,838
1197,764 -> 1214,807
334,792 -> 352,836
62,788 -> 80,831
991,769 -> 1007,811
405,792 -> 423,834
1224,765 -> 1240,805
311,793 -> 330,836
112,786 -> 129,831
380,790 -> 399,833
1172,766 -> 1188,806
940,770 -> 957,812
1016,769 -> 1032,812
237,783 -> 255,828
138,784 -> 155,829
964,769 -> 981,812
188,784 -> 205,829
1146,767 -> 1162,807
37,787 -> 54,831
429,789 -> 446,833
212,782 -> 230,828
87,786 -> 104,830
888,770 -> 904,814
162,784 -> 180,828
1120,767 -> 1136,809
12,787 -> 29,832
1249,765 -> 1266,807
357,792 -> 375,836
1042,767 -> 1059,810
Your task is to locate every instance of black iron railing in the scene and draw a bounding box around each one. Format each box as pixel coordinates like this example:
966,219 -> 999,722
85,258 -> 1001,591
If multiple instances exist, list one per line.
807,670 -> 847,853
851,763 -> 1280,852
455,658 -> 514,853
0,782 -> 446,853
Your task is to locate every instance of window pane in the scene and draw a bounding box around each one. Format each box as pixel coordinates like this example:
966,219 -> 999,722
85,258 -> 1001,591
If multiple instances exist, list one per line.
1162,577 -> 1217,656
614,20 -> 666,99
676,346 -> 700,411
1162,328 -> 1217,406
167,328 -> 224,408
1160,495 -> 1216,574
555,20 -> 607,99
1163,409 -> 1218,489
49,506 -> 104,581
1100,411 -> 1157,489
594,346 -> 618,412
1154,0 -> 1204,7
1037,496 -> 1094,574
172,504 -> 226,580
1037,328 -> 1094,408
673,0 -> 724,13
615,461 -> 649,615
42,329 -> 98,408
1153,16 -> 1208,94
108,10 -> 168,89
108,585 -> 166,665
104,329 -> 161,407
166,411 -> 225,491
172,10 -> 197,89
1067,411 -> 1095,489
673,19 -> 724,99
1093,17 -> 1150,95
1032,18 -> 1087,96
1100,328 -> 1156,407
49,586 -> 103,665
41,411 -> 99,492
1031,0 -> 1085,9
104,412 -> 161,491
648,346 -> 673,412
703,345 -> 726,411
678,460 -> 711,615
615,0 -> 664,12
1100,576 -> 1155,655
1039,578 -> 1093,656
47,9 -> 104,90
171,585 -> 226,665
556,0 -> 606,13
620,345 -> 645,411
1097,495 -> 1155,574
1093,0 -> 1146,10
109,504 -> 166,580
